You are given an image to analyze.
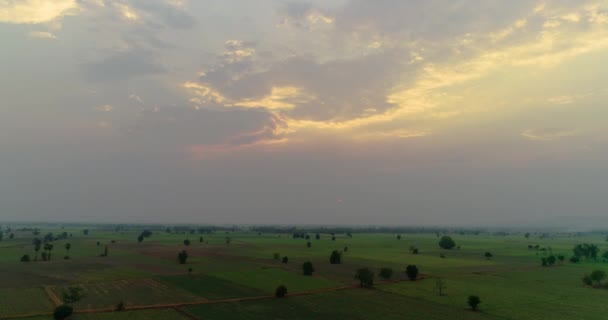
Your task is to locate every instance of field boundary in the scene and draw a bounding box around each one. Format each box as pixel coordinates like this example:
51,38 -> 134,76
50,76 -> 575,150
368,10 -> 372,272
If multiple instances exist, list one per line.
43,286 -> 62,306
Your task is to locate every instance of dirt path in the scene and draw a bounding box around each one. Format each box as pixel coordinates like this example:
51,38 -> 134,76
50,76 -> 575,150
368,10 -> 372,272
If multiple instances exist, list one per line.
43,286 -> 62,306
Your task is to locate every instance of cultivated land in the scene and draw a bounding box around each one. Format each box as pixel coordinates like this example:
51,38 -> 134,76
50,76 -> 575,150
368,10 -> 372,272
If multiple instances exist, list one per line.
0,225 -> 607,320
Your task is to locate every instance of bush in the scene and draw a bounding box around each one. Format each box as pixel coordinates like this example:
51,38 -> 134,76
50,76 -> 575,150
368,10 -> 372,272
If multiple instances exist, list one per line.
302,261 -> 315,276
20,254 -> 30,262
468,295 -> 481,311
438,236 -> 456,249
570,256 -> 580,263
282,256 -> 289,264
406,265 -> 418,281
329,250 -> 342,264
379,267 -> 394,280
354,268 -> 375,288
116,301 -> 125,311
53,305 -> 73,320
275,285 -> 288,298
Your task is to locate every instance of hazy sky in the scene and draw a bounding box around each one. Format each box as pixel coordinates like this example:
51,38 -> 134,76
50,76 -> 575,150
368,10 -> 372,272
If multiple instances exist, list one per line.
1,0 -> 607,226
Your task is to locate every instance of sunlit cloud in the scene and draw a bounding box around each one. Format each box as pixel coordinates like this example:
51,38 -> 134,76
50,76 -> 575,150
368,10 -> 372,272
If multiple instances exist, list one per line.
0,0 -> 78,24
521,129 -> 578,142
28,31 -> 56,39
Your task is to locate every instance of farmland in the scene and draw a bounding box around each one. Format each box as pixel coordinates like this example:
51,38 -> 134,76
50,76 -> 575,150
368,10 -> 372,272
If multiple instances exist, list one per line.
0,225 -> 607,319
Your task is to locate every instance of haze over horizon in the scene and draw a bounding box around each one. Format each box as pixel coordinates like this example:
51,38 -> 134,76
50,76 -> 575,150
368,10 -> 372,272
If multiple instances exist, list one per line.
1,0 -> 607,226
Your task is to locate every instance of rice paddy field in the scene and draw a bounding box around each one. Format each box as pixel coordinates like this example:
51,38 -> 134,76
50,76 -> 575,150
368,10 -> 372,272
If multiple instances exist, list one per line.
0,225 -> 607,319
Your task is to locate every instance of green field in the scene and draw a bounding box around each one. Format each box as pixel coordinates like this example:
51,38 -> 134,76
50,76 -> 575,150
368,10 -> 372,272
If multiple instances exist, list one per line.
0,225 -> 607,320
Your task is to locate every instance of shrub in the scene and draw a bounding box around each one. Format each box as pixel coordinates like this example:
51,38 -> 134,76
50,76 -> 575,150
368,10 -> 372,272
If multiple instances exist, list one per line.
354,268 -> 375,288
53,305 -> 73,320
468,295 -> 481,311
379,267 -> 394,280
275,285 -> 288,298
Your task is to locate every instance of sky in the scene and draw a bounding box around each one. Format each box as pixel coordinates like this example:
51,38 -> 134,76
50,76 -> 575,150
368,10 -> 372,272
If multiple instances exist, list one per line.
1,0 -> 607,226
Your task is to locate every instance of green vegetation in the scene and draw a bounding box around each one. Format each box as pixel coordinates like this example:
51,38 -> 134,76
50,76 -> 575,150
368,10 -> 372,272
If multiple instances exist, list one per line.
1,224 -> 608,319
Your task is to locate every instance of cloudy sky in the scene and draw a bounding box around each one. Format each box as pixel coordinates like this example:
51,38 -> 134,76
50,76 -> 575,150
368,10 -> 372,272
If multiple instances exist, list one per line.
1,0 -> 607,226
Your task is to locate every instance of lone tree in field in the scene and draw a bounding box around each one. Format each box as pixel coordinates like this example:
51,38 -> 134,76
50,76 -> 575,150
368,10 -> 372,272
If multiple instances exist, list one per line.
315,233 -> 320,240
64,243 -> 71,259
184,239 -> 191,246
33,238 -> 42,261
306,241 -> 311,248
484,252 -> 492,260
20,254 -> 30,262
44,243 -> 54,261
178,250 -> 188,264
282,256 -> 289,264
275,285 -> 288,298
53,305 -> 73,320
62,287 -> 85,304
468,295 -> 481,311
302,261 -> 315,276
435,278 -> 447,296
329,250 -> 342,264
379,268 -> 394,280
354,267 -> 375,288
438,236 -> 456,249
406,265 -> 418,281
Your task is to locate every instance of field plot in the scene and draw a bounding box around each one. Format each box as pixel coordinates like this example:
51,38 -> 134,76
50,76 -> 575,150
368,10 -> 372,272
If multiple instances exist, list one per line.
211,268 -> 338,294
185,288 -> 499,320
0,287 -> 55,317
160,274 -> 265,300
52,278 -> 202,310
4,309 -> 188,320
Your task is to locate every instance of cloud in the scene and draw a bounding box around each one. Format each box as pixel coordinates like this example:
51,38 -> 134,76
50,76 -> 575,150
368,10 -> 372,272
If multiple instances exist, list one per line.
0,0 -> 78,24
521,129 -> 577,141
28,31 -> 56,39
81,49 -> 164,82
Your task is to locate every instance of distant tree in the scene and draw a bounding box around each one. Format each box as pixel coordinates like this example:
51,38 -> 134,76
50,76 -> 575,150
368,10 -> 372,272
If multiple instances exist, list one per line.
602,251 -> 608,262
275,285 -> 288,298
412,248 -> 419,254
406,265 -> 418,281
53,305 -> 73,320
582,274 -> 592,286
178,250 -> 188,264
525,232 -> 530,239
225,237 -> 232,245
332,236 -> 336,241
64,243 -> 71,259
302,261 -> 314,276
9,233 -> 14,239
541,257 -> 548,266
557,254 -> 565,264
329,250 -> 342,264
20,254 -> 30,262
96,241 -> 100,246
137,235 -> 144,243
590,270 -> 606,286
396,235 -> 401,240
343,246 -> 349,252
315,233 -> 320,240
379,268 -> 394,280
354,268 -> 375,288
101,245 -> 108,257
83,229 -> 89,235
468,295 -> 481,311
435,278 -> 447,296
346,232 -> 353,238
484,252 -> 493,260
199,236 -> 203,243
306,241 -> 311,248
62,287 -> 85,304
438,236 -> 456,250
282,256 -> 289,264
184,239 -> 191,246
547,255 -> 556,266
570,256 -> 580,263
44,243 -> 54,261
273,253 -> 280,260
188,267 -> 193,276
33,238 -> 42,261
116,301 -> 125,311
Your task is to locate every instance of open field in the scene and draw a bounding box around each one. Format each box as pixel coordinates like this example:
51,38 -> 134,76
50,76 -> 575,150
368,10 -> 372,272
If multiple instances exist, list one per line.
0,225 -> 607,319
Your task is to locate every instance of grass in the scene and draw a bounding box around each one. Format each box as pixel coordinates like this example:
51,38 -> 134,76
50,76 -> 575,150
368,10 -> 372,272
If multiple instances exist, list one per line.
159,274 -> 265,300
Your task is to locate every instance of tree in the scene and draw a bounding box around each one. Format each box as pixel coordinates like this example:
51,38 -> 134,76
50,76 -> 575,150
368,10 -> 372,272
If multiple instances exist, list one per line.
406,265 -> 418,281
199,236 -> 203,243
379,267 -> 394,280
439,236 -> 456,249
557,254 -> 565,264
590,270 -> 606,285
62,287 -> 85,304
412,248 -> 419,254
468,295 -> 481,311
53,305 -> 73,320
570,256 -> 580,263
83,229 -> 89,235
329,250 -> 342,264
541,257 -> 548,266
275,285 -> 288,298
273,253 -> 280,260
282,256 -> 289,264
397,235 -> 401,240
306,241 -> 311,248
547,255 -> 556,266
484,252 -> 493,260
354,268 -> 375,288
20,254 -> 30,262
33,238 -> 42,261
44,243 -> 54,261
435,279 -> 447,296
184,239 -> 191,246
178,250 -> 188,264
116,301 -> 125,311
302,261 -> 314,276
137,234 -> 144,243
343,246 -> 349,252
64,243 -> 71,259
331,236 -> 336,241
525,232 -> 530,239
315,233 -> 320,240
